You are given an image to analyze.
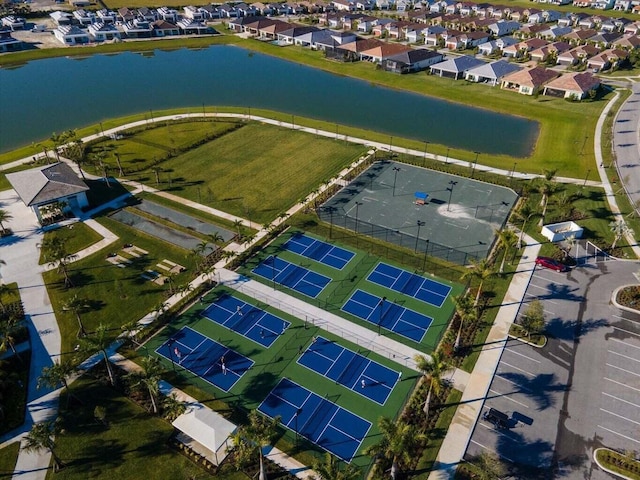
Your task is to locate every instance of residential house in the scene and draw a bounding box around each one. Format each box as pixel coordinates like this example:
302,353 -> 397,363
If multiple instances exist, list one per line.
96,9 -> 117,23
383,48 -> 444,72
228,16 -> 264,32
405,24 -> 430,43
295,28 -> 334,47
537,25 -> 572,39
184,6 -> 206,21
218,3 -> 240,17
530,40 -> 570,62
613,34 -> 640,49
244,17 -> 278,36
277,25 -> 319,44
177,18 -> 212,34
53,25 -> 90,45
314,30 -> 357,50
587,47 -> 628,69
87,22 -> 121,41
446,30 -> 489,49
385,20 -> 415,40
478,36 -> 518,55
157,7 -> 180,22
592,0 -> 615,8
333,0 -> 357,11
543,71 -> 600,98
557,44 -> 600,64
152,19 -> 180,36
0,26 -> 23,52
488,20 -> 520,36
251,2 -> 276,15
334,37 -> 385,60
500,65 -> 559,94
1,16 -> 25,30
259,19 -> 294,38
429,54 -> 485,78
137,7 -> 158,21
502,37 -> 548,57
68,0 -> 90,7
589,32 -> 622,47
424,24 -> 446,46
360,42 -> 412,62
117,8 -> 136,24
517,23 -> 548,38
542,9 -> 562,22
355,15 -> 378,34
237,3 -> 260,16
465,59 -> 523,85
613,0 -> 632,9
72,9 -> 96,26
623,21 -> 640,35
564,28 -> 597,44
122,19 -> 153,38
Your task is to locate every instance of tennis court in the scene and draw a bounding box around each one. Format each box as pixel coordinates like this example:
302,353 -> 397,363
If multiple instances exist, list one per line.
367,262 -> 452,308
203,294 -> 290,348
298,336 -> 400,405
252,255 -> 331,298
156,326 -> 253,392
342,290 -> 433,343
283,233 -> 355,270
258,378 -> 371,462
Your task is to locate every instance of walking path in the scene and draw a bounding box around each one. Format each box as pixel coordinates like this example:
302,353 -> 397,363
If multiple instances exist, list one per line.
427,236 -> 541,480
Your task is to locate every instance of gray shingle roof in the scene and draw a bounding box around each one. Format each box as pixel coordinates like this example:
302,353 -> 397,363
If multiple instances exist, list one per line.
6,162 -> 89,207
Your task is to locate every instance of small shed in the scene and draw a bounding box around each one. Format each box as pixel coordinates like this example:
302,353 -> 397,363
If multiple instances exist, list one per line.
541,221 -> 583,242
414,192 -> 429,205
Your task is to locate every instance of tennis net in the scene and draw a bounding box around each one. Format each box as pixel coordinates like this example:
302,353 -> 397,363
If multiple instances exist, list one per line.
298,395 -> 328,434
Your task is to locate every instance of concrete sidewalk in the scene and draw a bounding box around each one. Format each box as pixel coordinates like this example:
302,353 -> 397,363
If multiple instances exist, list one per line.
427,236 -> 541,480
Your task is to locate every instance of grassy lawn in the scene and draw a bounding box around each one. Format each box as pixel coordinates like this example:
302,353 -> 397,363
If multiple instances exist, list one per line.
150,122 -> 366,225
43,215 -> 197,357
0,442 -> 20,478
50,375 -> 234,480
39,223 -> 104,265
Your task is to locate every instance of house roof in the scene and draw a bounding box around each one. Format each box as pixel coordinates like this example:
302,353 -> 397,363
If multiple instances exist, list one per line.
338,37 -> 384,52
153,19 -> 178,29
360,42 -> 412,59
466,59 -> 523,79
501,66 -> 559,88
6,162 -> 89,207
386,48 -> 443,64
544,71 -> 600,92
430,55 -> 485,73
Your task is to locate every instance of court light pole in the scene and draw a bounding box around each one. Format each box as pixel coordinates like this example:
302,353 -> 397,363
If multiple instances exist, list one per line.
167,339 -> 176,372
415,220 -> 425,253
378,296 -> 386,335
272,255 -> 277,291
355,201 -> 363,247
295,408 -> 302,449
392,166 -> 401,196
423,141 -> 429,164
472,151 -> 480,177
583,169 -> 591,187
389,136 -> 393,153
422,239 -> 429,272
447,180 -> 457,212
445,147 -> 450,165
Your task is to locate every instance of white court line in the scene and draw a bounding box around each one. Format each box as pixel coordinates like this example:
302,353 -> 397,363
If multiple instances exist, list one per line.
600,408 -> 640,426
489,389 -> 529,408
607,363 -> 640,378
611,326 -> 640,339
605,377 -> 640,393
499,360 -> 536,377
495,374 -> 533,393
608,350 -> 640,364
598,425 -> 640,445
504,347 -> 541,364
603,392 -> 640,410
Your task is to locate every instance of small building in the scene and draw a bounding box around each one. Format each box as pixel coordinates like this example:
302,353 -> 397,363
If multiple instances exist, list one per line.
53,25 -> 90,45
1,16 -> 26,31
429,55 -> 485,79
152,20 -> 180,37
87,22 -> 121,41
500,65 -> 559,95
0,27 -> 23,52
383,48 -> 444,73
542,72 -> 600,99
6,162 -> 89,225
465,60 -> 523,86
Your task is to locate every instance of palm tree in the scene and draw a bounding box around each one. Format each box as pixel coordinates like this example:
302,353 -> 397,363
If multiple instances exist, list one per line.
178,282 -> 194,298
208,232 -> 224,246
312,452 -> 361,480
126,356 -> 162,414
0,209 -> 12,234
414,351 -> 449,418
460,258 -> 494,308
230,410 -> 280,480
62,294 -> 90,338
472,451 -> 507,479
66,138 -> 86,180
162,393 -> 186,421
22,419 -> 65,472
452,294 -> 476,352
363,417 -> 426,480
114,152 -> 124,177
49,131 -> 66,162
495,228 -> 517,273
610,219 -> 633,250
151,166 -> 162,185
537,169 -> 557,226
233,219 -> 244,237
78,323 -> 116,386
37,360 -> 79,408
0,314 -> 22,362
40,237 -> 77,288
513,202 -> 538,249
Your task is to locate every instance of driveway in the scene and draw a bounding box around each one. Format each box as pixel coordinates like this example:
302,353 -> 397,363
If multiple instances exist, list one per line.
465,258 -> 640,479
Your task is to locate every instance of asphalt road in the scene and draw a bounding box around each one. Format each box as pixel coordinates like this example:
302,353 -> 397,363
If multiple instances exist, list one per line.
465,257 -> 640,479
614,82 -> 640,210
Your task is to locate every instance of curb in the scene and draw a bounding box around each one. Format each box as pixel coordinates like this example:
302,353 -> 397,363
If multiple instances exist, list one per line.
611,285 -> 640,316
593,448 -> 638,480
507,333 -> 547,348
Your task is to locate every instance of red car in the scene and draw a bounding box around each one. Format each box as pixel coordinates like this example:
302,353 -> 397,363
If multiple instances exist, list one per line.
535,256 -> 569,272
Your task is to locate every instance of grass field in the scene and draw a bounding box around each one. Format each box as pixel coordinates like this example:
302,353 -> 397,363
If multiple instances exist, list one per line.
43,215 -> 196,357
149,123 -> 366,225
143,284 -> 418,471
39,223 -> 103,265
0,442 -> 19,478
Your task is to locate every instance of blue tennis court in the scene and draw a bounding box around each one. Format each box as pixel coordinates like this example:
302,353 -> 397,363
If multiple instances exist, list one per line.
252,256 -> 331,298
367,263 -> 452,307
298,337 -> 399,405
203,294 -> 290,348
258,378 -> 371,462
156,326 -> 253,392
342,290 -> 433,343
283,233 -> 355,270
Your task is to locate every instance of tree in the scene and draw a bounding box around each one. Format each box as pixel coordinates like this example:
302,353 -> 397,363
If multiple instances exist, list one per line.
472,451 -> 507,479
312,452 -> 361,480
609,218 -> 633,251
519,299 -> 545,340
37,360 -> 79,408
208,232 -> 224,246
460,258 -> 494,307
452,294 -> 477,352
233,219 -> 244,237
363,417 -> 426,480
229,410 -> 280,480
151,166 -> 162,185
0,282 -> 11,313
0,209 -> 13,234
414,351 -> 449,418
0,314 -> 22,362
512,201 -> 538,249
495,228 -> 517,273
126,356 -> 162,414
537,169 -> 557,226
78,323 -> 116,386
162,393 -> 186,421
62,294 -> 90,338
49,131 -> 67,162
40,237 -> 77,288
22,419 -> 65,472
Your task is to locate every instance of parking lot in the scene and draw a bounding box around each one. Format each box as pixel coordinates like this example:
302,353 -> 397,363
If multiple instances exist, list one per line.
465,258 -> 640,479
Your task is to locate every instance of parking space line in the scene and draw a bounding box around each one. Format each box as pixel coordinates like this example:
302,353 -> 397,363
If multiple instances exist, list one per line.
504,348 -> 541,364
605,377 -> 640,393
610,338 -> 640,352
606,363 -> 640,378
600,408 -> 640,426
499,361 -> 536,377
608,350 -> 640,364
489,389 -> 529,408
478,422 -> 523,442
469,439 -> 516,463
597,425 -> 640,445
611,327 -> 640,339
495,374 -> 533,393
603,392 -> 640,409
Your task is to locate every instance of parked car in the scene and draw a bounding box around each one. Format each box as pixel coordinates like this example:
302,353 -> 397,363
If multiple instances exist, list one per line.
535,256 -> 569,272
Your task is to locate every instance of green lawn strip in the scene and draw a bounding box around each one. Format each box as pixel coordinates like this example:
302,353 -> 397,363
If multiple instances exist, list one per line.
151,123 -> 366,225
43,215 -> 196,357
508,324 -> 546,347
0,442 -> 20,478
0,354 -> 30,436
50,375 -> 228,480
596,448 -> 640,480
124,205 -> 211,244
0,282 -> 21,307
236,228 -> 463,354
135,191 -> 256,237
142,284 -> 416,472
38,223 -> 104,265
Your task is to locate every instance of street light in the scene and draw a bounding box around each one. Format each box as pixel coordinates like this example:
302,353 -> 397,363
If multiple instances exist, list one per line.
583,169 -> 591,187
445,147 -> 450,165
355,201 -> 363,247
423,141 -> 429,163
326,206 -> 334,239
447,180 -> 457,212
422,239 -> 429,272
378,296 -> 387,334
415,220 -> 425,253
392,166 -> 401,196
472,151 -> 480,177
389,136 -> 393,153
272,254 -> 277,291
99,122 -> 104,137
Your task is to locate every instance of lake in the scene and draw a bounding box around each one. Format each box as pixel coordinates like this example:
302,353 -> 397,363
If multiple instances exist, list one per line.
0,45 -> 537,156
